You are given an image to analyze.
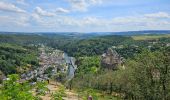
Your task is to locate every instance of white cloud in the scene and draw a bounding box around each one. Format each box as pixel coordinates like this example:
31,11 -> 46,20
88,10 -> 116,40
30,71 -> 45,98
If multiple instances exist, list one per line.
68,0 -> 103,11
0,1 -> 26,13
31,13 -> 42,23
145,12 -> 170,18
0,15 -> 29,27
56,8 -> 69,13
1,10 -> 170,32
68,0 -> 87,11
29,11 -> 170,30
35,7 -> 56,17
16,0 -> 28,6
79,17 -> 106,26
88,0 -> 103,4
16,16 -> 30,26
110,13 -> 170,29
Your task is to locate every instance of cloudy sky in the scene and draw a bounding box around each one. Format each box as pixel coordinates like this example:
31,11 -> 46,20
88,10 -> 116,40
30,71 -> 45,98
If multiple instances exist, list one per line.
0,0 -> 170,32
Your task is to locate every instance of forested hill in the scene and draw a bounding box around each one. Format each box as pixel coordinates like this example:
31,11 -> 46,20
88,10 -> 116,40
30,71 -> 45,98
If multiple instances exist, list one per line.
0,34 -> 49,45
0,34 -> 128,59
0,43 -> 39,75
58,35 -> 134,56
0,33 -> 170,57
0,34 -> 133,54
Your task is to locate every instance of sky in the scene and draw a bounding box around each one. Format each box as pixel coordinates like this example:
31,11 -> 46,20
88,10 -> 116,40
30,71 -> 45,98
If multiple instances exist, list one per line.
0,0 -> 170,32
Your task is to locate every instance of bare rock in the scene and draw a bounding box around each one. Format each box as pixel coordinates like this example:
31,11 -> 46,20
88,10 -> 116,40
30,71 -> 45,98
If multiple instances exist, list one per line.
101,48 -> 122,69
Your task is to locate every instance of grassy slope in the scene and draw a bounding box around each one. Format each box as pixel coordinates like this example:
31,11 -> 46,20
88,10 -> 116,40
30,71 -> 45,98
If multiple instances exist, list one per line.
132,34 -> 170,40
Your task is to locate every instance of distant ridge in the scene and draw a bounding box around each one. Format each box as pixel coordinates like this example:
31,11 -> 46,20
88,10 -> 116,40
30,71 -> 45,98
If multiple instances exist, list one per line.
0,30 -> 170,36
89,30 -> 170,36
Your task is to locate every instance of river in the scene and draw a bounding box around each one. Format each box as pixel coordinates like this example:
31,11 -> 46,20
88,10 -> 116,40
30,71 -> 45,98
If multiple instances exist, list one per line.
64,53 -> 77,81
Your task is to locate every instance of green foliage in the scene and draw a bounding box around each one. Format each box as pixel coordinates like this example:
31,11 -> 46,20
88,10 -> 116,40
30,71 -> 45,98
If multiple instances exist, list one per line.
71,56 -> 101,90
77,88 -> 119,100
132,34 -> 170,40
108,48 -> 170,99
35,81 -> 48,96
76,56 -> 100,75
115,46 -> 143,59
72,47 -> 170,99
0,74 -> 37,100
82,89 -> 98,100
0,34 -> 49,45
0,43 -> 39,75
1,34 -> 169,58
59,35 -> 134,57
0,33 -> 170,99
126,48 -> 170,99
54,71 -> 67,82
51,86 -> 66,100
44,67 -> 54,77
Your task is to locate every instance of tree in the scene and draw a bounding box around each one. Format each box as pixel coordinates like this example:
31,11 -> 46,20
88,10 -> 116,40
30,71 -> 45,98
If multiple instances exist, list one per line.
0,74 -> 38,100
125,49 -> 170,99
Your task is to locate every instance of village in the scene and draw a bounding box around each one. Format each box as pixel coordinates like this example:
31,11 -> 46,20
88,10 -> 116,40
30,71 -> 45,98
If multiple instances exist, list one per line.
20,45 -> 77,83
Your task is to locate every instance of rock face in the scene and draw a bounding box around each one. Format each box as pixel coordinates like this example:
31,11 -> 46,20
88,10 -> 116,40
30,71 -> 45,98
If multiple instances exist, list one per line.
101,48 -> 122,69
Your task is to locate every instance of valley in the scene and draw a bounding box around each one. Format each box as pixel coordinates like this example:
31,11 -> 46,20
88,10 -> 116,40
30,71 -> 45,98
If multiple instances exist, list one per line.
0,0 -> 170,99
0,32 -> 170,100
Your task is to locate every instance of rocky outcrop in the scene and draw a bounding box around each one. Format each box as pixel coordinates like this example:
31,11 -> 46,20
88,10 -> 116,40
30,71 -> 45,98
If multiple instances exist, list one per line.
101,48 -> 122,69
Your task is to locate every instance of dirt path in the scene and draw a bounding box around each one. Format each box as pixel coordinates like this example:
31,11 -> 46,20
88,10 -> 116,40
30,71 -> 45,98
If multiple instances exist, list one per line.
41,81 -> 81,100
63,90 -> 81,100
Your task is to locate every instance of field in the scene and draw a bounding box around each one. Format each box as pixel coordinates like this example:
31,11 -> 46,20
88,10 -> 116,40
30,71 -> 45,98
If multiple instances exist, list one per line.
132,34 -> 170,40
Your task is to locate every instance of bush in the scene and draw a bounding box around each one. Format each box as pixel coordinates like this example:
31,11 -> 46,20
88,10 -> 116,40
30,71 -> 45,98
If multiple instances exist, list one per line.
51,86 -> 66,100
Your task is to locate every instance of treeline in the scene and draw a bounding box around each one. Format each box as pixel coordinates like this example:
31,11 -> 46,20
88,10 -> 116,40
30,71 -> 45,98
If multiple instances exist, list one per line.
44,34 -> 170,58
57,35 -> 135,57
0,34 -> 170,58
0,34 -> 144,57
0,34 -> 50,45
71,47 -> 170,99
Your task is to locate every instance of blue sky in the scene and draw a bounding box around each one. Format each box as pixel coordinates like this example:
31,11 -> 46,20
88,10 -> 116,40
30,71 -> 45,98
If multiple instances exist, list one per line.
0,0 -> 170,32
